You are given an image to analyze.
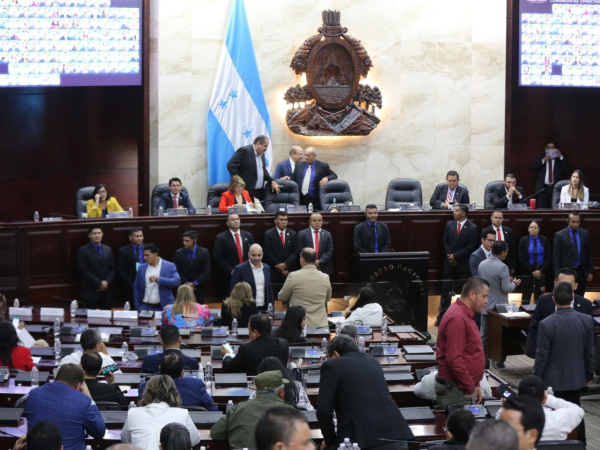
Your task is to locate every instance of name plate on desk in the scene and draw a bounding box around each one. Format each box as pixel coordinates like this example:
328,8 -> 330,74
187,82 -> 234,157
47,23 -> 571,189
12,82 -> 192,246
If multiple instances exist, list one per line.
166,208 -> 189,216
114,310 -> 138,320
106,211 -> 130,219
337,204 -> 361,212
9,307 -> 32,317
40,308 -> 64,317
287,205 -> 307,213
508,203 -> 529,211
228,205 -> 248,214
87,310 -> 112,319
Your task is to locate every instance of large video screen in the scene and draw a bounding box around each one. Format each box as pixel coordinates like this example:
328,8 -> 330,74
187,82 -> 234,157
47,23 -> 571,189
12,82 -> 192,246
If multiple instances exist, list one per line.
0,0 -> 142,87
519,0 -> 600,88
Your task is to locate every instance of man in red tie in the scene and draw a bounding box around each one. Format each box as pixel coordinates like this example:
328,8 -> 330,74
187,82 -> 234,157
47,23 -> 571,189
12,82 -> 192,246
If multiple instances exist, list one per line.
157,177 -> 197,214
482,210 -> 516,274
297,212 -> 334,276
213,213 -> 255,292
262,211 -> 300,286
531,142 -> 570,209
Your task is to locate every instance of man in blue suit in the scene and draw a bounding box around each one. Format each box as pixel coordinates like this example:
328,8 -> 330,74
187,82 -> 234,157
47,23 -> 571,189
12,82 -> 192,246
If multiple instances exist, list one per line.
133,243 -> 180,311
141,325 -> 199,373
274,145 -> 304,180
25,364 -> 106,450
230,244 -> 274,311
157,177 -> 196,214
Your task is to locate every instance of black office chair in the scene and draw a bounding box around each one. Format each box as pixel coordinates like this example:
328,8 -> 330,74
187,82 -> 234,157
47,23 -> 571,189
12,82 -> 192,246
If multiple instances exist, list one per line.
484,181 -> 504,209
319,180 -> 353,212
536,441 -> 585,449
75,186 -> 95,218
150,184 -> 190,216
14,394 -> 27,409
552,179 -> 570,209
206,183 -> 230,212
263,180 -> 300,213
385,178 -> 422,209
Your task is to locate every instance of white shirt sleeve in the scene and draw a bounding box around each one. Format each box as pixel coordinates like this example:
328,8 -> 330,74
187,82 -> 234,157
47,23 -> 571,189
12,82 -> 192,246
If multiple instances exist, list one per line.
121,418 -> 131,443
541,395 -> 585,441
184,412 -> 202,446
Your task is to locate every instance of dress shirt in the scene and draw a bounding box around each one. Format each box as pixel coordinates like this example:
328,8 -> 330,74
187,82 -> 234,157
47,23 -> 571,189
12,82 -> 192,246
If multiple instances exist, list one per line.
143,258 -> 162,305
251,262 -> 265,307
446,187 -> 456,207
505,186 -> 522,205
60,350 -> 122,374
302,162 -> 317,197
492,225 -> 504,241
311,226 -> 320,249
90,242 -> 103,256
570,227 -> 581,266
543,156 -> 564,185
456,218 -> 467,233
479,244 -> 491,259
288,157 -> 296,174
254,149 -> 264,190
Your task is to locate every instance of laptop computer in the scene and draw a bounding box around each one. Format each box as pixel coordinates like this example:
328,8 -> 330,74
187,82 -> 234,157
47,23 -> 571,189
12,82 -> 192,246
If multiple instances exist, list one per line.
404,354 -> 436,362
100,411 -> 127,426
214,373 -> 248,387
130,327 -> 157,337
15,371 -> 50,386
399,407 -> 435,422
189,411 -> 224,425
30,347 -> 55,357
60,324 -> 88,335
0,408 -> 24,425
388,325 -> 416,333
302,410 -> 318,423
403,345 -> 434,355
305,327 -> 330,336
370,345 -> 400,356
201,327 -> 229,337
290,347 -> 321,359
113,373 -> 146,385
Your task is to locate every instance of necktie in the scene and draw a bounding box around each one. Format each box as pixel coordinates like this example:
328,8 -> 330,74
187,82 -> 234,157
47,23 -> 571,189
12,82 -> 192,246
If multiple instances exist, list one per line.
548,159 -> 554,184
187,249 -> 193,260
457,223 -> 461,236
497,228 -> 502,241
371,223 -> 379,253
173,195 -> 178,208
136,246 -> 141,263
280,231 -> 285,246
446,188 -> 453,205
234,233 -> 243,264
95,244 -> 102,255
314,230 -> 320,259
302,165 -> 312,195
571,231 -> 579,263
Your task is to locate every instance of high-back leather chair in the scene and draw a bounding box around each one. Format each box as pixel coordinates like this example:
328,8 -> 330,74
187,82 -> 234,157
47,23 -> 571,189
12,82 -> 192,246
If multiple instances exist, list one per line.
206,183 -> 230,212
319,180 -> 353,212
75,186 -> 95,217
385,178 -> 422,209
151,184 -> 190,216
552,179 -> 571,209
263,180 -> 300,213
484,181 -> 505,209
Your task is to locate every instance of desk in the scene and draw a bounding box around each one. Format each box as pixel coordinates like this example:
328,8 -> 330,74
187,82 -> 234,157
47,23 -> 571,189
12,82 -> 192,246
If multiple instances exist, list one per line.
487,310 -> 531,363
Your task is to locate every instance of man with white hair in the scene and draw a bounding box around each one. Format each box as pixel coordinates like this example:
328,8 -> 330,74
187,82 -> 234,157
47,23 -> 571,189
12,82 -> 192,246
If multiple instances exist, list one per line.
230,243 -> 273,312
292,146 -> 337,210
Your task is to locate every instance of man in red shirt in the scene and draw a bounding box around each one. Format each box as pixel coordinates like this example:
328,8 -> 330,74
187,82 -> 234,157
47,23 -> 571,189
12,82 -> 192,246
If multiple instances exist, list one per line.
435,276 -> 489,407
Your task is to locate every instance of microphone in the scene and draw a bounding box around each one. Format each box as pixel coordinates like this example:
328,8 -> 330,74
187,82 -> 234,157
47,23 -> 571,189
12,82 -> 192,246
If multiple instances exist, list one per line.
519,187 -> 547,204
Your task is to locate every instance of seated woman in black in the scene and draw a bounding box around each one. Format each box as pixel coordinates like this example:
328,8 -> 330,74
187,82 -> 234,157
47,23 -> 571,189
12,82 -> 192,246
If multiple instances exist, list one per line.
273,306 -> 307,345
220,281 -> 258,329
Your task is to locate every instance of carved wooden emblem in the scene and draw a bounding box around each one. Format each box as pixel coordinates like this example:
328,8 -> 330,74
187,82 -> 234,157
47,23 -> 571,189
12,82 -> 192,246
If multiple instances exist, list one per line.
284,10 -> 382,136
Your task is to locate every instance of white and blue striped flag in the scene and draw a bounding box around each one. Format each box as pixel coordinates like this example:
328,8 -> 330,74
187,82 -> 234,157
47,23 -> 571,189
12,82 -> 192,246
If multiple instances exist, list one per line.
207,0 -> 272,185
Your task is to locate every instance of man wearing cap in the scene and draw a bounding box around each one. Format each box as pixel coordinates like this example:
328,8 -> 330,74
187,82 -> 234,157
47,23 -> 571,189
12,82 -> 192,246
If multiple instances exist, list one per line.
210,370 -> 297,449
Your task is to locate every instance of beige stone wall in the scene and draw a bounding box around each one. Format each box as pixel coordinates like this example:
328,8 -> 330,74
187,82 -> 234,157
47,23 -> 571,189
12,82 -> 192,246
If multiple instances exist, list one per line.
150,0 -> 507,209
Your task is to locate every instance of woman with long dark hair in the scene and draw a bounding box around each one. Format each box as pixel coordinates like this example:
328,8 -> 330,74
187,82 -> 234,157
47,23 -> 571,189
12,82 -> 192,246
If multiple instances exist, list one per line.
0,321 -> 34,371
86,183 -> 123,218
341,287 -> 382,327
273,306 -> 307,345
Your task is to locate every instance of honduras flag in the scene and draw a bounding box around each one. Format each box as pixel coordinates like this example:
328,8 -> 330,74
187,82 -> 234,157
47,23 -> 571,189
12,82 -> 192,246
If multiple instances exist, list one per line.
207,0 -> 272,185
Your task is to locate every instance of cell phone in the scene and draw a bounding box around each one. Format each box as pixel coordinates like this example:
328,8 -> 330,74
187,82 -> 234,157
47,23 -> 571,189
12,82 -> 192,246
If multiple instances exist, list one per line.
101,364 -> 120,375
496,383 -> 516,399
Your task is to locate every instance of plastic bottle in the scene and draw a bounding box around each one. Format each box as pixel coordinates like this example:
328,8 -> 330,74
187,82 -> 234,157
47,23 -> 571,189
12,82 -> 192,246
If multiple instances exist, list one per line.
352,443 -> 360,450
33,211 -> 40,222
121,342 -> 129,363
381,314 -> 388,333
13,298 -> 19,308
128,401 -> 136,410
321,337 -> 328,355
158,206 -> 164,217
85,446 -> 92,450
267,303 -> 274,319
344,438 -> 352,450
358,336 -> 365,353
128,207 -> 133,218
54,317 -> 61,338
335,321 -> 342,336
205,361 -> 213,382
124,301 -> 131,311
333,410 -> 338,433
547,386 -> 554,396
201,447 -> 206,450
206,205 -> 212,215
308,203 -> 313,213
70,300 -> 78,317
31,366 -> 39,388
54,338 -> 62,360
226,400 -> 234,412
231,318 -> 238,334
197,363 -> 204,382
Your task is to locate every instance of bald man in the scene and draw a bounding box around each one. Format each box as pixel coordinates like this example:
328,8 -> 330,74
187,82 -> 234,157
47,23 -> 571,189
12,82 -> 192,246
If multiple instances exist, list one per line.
230,244 -> 274,311
274,145 -> 304,180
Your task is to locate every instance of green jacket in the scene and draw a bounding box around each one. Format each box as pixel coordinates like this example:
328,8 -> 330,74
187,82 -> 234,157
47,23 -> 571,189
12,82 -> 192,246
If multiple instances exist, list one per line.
210,392 -> 297,449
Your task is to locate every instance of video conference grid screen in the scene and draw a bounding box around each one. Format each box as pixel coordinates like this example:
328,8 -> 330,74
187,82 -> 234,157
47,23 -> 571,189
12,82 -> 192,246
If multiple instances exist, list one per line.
519,0 -> 600,88
0,0 -> 142,88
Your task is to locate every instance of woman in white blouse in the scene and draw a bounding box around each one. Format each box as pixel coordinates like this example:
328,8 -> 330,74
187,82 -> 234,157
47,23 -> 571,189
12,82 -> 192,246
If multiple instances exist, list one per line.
121,374 -> 200,449
341,287 -> 382,327
560,169 -> 589,208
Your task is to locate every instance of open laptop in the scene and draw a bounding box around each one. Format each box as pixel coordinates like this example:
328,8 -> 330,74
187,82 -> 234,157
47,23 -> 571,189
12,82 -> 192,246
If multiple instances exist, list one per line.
0,408 -> 24,425
214,373 -> 248,387
189,411 -> 225,425
399,407 -> 435,422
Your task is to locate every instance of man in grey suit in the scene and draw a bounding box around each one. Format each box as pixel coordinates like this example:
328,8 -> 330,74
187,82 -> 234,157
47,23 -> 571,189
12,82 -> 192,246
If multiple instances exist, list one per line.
478,241 -> 521,369
534,281 -> 594,443
469,230 -> 496,276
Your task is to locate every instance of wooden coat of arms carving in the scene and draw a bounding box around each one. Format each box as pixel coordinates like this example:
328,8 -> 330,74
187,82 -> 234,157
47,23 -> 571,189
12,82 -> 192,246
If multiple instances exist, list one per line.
284,10 -> 382,136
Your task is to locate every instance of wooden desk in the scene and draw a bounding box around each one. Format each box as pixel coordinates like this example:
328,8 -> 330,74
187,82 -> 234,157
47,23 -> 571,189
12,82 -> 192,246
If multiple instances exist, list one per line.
487,310 -> 531,362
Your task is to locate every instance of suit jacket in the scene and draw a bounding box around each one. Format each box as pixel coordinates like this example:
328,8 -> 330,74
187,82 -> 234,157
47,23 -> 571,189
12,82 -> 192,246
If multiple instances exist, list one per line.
76,242 -> 115,307
531,154 -> 570,191
353,221 -> 392,254
469,247 -> 488,276
274,159 -> 294,179
443,220 -> 479,274
317,351 -> 413,449
173,245 -> 211,303
526,293 -> 593,356
86,197 -> 123,218
141,348 -> 199,374
553,227 -> 594,277
117,244 -> 143,290
157,191 -> 196,214
297,227 -> 334,276
85,378 -> 128,406
26,380 -> 106,450
138,377 -> 218,410
292,160 -> 337,208
227,144 -> 274,198
478,256 -> 516,314
262,227 -> 299,284
493,184 -> 524,209
222,334 -> 289,376
483,225 -> 516,271
517,235 -> 552,275
132,259 -> 180,311
534,307 -> 594,391
213,229 -> 255,286
229,260 -> 274,308
218,189 -> 253,213
429,184 -> 470,209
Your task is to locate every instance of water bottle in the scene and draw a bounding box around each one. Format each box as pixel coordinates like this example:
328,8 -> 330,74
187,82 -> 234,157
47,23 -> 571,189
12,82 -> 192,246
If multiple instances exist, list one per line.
13,298 -> 19,308
344,438 -> 352,450
333,410 -> 338,433
197,363 -> 204,382
201,447 -> 206,450
121,342 -> 129,361
85,446 -> 92,450
128,401 -> 136,410
33,211 -> 40,222
547,386 -> 554,396
124,301 -> 131,311
226,400 -> 234,412
158,206 -> 164,217
308,203 -> 313,213
128,207 -> 133,218
205,361 -> 213,382
70,300 -> 78,317
358,336 -> 365,353
267,303 -> 274,320
31,366 -> 39,388
335,320 -> 342,336
231,318 -> 238,334
381,314 -> 388,333
321,337 -> 327,355
352,444 -> 360,450
206,205 -> 212,215
54,338 -> 61,360
54,317 -> 61,339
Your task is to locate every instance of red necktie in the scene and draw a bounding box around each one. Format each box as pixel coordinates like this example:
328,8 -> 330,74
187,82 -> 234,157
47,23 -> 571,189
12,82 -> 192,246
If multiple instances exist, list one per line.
497,228 -> 502,241
280,231 -> 285,246
548,159 -> 553,184
446,188 -> 453,204
314,230 -> 320,259
173,195 -> 178,208
234,233 -> 243,264
457,223 -> 461,236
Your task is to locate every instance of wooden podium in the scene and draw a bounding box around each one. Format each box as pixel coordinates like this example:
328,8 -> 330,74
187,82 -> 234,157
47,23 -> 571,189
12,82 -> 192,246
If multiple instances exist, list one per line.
350,252 -> 430,331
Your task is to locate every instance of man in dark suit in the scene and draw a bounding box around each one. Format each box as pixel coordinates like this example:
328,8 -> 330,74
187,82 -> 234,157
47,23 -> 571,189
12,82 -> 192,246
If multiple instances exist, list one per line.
482,210 -> 516,274
230,244 -> 274,311
227,135 -> 281,201
173,230 -> 210,304
317,335 -> 413,450
213,213 -> 255,291
534,282 -> 594,443
297,212 -> 334,276
157,177 -> 196,214
353,204 -> 392,253
141,325 -> 199,373
81,351 -> 128,406
221,314 -> 289,376
77,225 -> 115,310
292,146 -> 337,211
526,268 -> 593,358
262,211 -> 299,285
132,243 -> 180,312
553,212 -> 594,296
493,173 -> 524,209
437,204 -> 479,325
469,230 -> 496,276
116,227 -> 144,303
429,170 -> 470,209
273,145 -> 303,180
531,142 -> 569,208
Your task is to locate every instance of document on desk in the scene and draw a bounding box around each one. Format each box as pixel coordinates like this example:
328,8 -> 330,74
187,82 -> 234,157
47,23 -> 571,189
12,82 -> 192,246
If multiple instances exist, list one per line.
499,312 -> 530,318
17,328 -> 36,348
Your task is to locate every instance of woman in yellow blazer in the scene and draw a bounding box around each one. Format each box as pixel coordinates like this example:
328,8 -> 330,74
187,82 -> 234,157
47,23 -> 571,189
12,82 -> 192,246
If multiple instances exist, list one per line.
86,184 -> 123,218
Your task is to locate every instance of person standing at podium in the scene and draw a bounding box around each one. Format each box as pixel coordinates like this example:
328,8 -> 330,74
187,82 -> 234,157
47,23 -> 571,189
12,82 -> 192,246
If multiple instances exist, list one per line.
77,224 -> 115,310
117,227 -> 144,304
353,204 -> 392,253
